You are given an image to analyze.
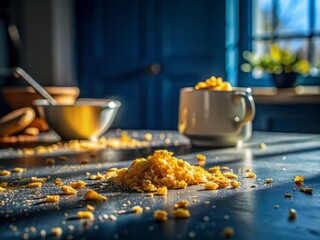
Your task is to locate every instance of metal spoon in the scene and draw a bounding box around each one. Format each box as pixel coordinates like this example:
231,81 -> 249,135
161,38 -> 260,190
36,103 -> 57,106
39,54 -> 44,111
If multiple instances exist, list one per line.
13,67 -> 57,105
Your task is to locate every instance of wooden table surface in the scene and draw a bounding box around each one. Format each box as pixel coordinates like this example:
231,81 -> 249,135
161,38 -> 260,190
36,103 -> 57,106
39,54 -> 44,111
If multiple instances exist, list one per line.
0,131 -> 319,240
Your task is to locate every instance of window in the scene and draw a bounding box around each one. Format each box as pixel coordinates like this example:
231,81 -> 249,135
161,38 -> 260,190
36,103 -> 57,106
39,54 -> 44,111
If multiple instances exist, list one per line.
238,0 -> 320,86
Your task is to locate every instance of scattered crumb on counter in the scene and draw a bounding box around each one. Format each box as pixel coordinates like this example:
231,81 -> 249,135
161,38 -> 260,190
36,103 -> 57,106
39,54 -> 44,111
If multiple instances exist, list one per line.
156,186 -> 167,196
143,133 -> 153,141
284,193 -> 293,198
70,180 -> 87,189
172,208 -> 190,218
300,187 -> 313,194
84,189 -> 107,201
78,211 -> 94,220
294,175 -> 304,185
174,200 -> 189,208
265,178 -> 273,184
230,180 -> 241,188
0,170 -> 11,176
12,167 -> 24,173
247,173 -> 256,178
90,172 -> 105,181
86,205 -> 95,211
45,195 -> 59,203
132,206 -> 143,213
31,177 -> 47,183
288,208 -> 297,220
205,181 -> 219,190
61,185 -> 77,195
51,227 -> 63,237
153,210 -> 168,222
27,182 -> 42,188
223,227 -> 234,238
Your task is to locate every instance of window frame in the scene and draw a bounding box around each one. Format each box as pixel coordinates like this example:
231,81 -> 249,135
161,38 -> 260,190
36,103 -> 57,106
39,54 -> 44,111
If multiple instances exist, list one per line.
238,0 -> 320,87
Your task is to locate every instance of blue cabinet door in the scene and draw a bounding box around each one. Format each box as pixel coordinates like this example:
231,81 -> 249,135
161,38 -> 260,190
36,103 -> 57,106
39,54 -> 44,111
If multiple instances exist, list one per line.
76,0 -> 226,129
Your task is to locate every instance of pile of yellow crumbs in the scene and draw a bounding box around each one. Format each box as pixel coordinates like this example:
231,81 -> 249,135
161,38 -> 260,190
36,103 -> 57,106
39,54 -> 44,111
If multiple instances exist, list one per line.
106,150 -> 241,192
194,76 -> 232,91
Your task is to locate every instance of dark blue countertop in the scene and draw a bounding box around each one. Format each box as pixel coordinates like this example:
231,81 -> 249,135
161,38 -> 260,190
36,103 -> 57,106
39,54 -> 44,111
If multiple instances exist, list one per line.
0,131 -> 319,240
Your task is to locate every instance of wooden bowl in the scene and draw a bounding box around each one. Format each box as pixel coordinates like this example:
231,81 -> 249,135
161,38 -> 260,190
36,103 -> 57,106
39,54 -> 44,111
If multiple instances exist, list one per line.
2,86 -> 80,131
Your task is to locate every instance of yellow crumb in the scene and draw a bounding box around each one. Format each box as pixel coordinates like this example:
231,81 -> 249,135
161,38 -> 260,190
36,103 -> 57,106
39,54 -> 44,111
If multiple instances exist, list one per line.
223,227 -> 234,238
12,167 -> 24,173
247,173 -> 256,178
244,168 -> 251,172
153,210 -> 168,221
294,175 -> 304,185
0,170 -> 11,176
230,180 -> 241,188
84,189 -> 107,201
45,195 -> 59,203
143,133 -> 153,141
284,193 -> 293,198
51,227 -> 63,237
195,76 -> 232,91
196,154 -> 206,162
265,178 -> 273,184
145,193 -> 154,198
27,182 -> 42,188
132,206 -> 143,213
90,172 -> 105,181
70,180 -> 87,189
61,185 -> 77,195
221,166 -> 230,171
156,186 -> 167,195
300,187 -> 313,193
205,181 -> 219,190
31,177 -> 47,183
208,166 -> 220,173
172,208 -> 190,218
223,172 -> 238,179
174,200 -> 189,208
0,187 -> 4,191
86,204 -> 95,211
54,178 -> 63,186
77,211 -> 94,220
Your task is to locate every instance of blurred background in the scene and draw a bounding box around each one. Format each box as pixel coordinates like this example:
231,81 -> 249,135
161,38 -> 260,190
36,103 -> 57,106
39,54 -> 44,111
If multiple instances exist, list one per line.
0,0 -> 319,132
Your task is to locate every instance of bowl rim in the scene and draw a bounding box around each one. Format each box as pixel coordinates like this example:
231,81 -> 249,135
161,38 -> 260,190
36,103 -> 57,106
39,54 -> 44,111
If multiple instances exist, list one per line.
33,98 -> 121,108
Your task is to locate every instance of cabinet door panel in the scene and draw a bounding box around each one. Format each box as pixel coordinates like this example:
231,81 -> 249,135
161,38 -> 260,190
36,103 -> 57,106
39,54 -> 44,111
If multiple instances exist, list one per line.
158,0 -> 226,129
76,0 -> 226,129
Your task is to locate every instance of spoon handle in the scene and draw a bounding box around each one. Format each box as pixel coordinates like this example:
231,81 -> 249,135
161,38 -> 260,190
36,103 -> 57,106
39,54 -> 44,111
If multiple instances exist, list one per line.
14,67 -> 57,105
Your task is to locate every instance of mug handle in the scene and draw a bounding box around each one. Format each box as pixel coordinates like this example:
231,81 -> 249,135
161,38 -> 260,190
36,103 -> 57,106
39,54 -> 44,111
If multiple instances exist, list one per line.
233,91 -> 255,129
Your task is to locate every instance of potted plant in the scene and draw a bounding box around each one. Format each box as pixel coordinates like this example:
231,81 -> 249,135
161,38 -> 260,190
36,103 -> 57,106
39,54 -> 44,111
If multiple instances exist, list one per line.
241,44 -> 310,88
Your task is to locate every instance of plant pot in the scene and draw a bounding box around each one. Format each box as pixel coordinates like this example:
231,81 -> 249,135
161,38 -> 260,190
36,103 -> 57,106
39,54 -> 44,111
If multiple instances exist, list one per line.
272,72 -> 298,88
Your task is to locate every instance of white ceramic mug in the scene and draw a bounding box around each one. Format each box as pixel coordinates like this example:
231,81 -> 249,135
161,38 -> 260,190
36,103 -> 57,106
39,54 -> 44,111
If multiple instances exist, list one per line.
178,87 -> 255,147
